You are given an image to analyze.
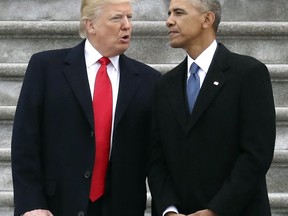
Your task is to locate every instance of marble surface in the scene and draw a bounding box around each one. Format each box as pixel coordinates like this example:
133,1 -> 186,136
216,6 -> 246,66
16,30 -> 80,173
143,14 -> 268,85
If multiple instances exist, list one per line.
0,0 -> 287,21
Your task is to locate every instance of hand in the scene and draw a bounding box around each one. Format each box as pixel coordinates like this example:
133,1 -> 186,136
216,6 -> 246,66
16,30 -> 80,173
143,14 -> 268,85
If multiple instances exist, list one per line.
165,212 -> 186,216
188,209 -> 217,216
23,209 -> 53,216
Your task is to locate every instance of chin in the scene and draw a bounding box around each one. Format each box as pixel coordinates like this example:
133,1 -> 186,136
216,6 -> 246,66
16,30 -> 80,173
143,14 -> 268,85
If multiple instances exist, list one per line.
169,41 -> 181,48
113,47 -> 129,56
120,44 -> 130,52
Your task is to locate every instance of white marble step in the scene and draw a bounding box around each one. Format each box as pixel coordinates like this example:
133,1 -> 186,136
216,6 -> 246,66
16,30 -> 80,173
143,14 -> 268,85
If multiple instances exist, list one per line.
1,148 -> 288,192
0,191 -> 287,215
0,0 -> 288,22
0,21 -> 288,64
0,63 -> 288,106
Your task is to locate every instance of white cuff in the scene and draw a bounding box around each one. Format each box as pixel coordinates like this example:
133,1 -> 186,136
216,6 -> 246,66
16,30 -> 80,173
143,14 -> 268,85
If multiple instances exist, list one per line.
163,206 -> 178,216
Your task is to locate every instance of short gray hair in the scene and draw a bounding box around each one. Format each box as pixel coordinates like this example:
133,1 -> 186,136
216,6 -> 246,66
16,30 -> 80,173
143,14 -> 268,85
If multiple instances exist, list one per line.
79,0 -> 132,38
192,0 -> 222,32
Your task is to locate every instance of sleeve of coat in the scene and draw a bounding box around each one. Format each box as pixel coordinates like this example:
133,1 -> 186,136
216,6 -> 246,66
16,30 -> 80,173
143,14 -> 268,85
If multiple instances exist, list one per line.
11,53 -> 48,215
208,61 -> 276,215
148,82 -> 181,216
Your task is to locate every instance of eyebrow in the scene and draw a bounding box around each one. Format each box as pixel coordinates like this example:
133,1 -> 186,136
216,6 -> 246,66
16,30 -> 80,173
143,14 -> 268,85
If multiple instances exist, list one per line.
111,11 -> 133,16
168,7 -> 186,15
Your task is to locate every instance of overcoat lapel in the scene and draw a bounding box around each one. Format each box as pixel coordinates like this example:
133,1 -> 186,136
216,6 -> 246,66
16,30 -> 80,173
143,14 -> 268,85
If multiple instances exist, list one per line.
113,54 -> 142,129
187,44 -> 229,130
166,59 -> 190,132
62,40 -> 94,128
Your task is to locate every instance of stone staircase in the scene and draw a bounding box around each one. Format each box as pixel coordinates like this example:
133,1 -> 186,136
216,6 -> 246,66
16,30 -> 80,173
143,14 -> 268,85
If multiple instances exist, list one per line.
0,0 -> 288,215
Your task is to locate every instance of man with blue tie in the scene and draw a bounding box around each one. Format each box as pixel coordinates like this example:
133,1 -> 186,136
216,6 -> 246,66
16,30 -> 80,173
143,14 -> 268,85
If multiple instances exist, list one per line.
11,0 -> 160,216
148,0 -> 275,216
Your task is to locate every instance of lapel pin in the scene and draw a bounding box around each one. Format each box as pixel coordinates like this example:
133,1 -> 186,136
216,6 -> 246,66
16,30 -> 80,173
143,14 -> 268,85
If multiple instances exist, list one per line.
213,81 -> 219,86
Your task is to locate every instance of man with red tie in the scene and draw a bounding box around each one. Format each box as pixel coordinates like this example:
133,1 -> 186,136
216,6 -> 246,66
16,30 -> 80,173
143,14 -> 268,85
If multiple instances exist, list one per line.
11,0 -> 160,216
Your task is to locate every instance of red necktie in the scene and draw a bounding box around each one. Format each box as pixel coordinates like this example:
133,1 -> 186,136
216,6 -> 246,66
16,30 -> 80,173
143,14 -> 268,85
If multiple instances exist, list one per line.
90,57 -> 112,202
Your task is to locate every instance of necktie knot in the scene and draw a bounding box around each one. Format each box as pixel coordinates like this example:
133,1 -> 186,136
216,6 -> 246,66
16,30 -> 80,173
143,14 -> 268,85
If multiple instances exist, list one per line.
98,57 -> 110,66
190,62 -> 199,75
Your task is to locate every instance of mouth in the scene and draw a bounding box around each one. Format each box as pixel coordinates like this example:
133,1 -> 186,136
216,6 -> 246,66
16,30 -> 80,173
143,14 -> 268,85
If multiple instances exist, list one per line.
120,34 -> 130,43
168,30 -> 179,38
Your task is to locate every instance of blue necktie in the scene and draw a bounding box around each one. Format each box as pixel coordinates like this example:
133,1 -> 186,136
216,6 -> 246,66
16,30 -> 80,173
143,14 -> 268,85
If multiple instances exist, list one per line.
186,62 -> 200,113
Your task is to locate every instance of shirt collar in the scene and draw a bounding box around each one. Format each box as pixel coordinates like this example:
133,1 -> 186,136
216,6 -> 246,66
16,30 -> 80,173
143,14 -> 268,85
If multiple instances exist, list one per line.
84,39 -> 120,72
187,40 -> 217,73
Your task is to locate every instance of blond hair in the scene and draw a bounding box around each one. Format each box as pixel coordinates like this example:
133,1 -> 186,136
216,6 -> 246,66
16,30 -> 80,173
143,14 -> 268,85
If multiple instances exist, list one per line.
79,0 -> 132,38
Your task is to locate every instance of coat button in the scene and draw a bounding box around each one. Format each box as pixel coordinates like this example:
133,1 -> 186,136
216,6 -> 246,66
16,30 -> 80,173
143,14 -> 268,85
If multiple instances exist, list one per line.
78,211 -> 85,216
84,171 -> 91,179
90,131 -> 94,138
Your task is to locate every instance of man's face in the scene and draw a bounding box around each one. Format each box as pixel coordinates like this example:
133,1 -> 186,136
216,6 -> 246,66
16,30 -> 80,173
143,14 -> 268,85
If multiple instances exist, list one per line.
166,0 -> 207,50
88,2 -> 132,57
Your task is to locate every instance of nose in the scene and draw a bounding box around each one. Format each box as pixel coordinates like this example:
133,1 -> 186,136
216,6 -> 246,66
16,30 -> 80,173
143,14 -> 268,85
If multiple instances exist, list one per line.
122,16 -> 132,30
166,15 -> 174,27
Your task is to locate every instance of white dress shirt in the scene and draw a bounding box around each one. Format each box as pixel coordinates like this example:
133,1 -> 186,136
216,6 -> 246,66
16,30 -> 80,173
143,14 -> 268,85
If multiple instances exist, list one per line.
84,39 -> 120,151
187,40 -> 218,87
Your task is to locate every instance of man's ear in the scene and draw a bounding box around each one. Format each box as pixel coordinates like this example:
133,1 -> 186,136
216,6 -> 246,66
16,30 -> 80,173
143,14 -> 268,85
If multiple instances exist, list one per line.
85,19 -> 96,34
203,11 -> 215,29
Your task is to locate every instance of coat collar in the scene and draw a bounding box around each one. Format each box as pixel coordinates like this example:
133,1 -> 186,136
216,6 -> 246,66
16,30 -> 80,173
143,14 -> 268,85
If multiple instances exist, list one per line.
113,54 -> 142,129
62,40 -> 94,128
62,40 -> 142,130
165,59 -> 190,132
166,43 -> 230,133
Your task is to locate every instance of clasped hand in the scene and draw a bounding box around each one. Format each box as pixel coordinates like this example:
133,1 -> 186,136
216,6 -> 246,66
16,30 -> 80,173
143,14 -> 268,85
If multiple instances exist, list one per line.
166,209 -> 217,216
23,209 -> 53,216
